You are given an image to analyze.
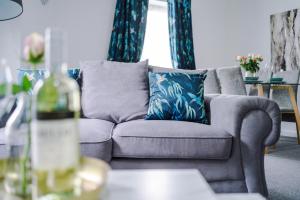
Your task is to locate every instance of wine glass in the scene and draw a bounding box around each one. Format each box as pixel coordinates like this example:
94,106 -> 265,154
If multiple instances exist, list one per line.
0,59 -> 14,125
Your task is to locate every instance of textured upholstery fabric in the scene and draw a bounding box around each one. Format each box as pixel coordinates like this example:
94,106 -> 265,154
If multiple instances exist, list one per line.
145,72 -> 207,123
270,70 -> 300,111
79,119 -> 114,161
209,95 -> 281,196
79,119 -> 113,143
217,66 -> 247,95
1,90 -> 281,196
0,120 -> 114,161
112,120 -> 232,159
81,60 -> 149,123
205,69 -> 221,94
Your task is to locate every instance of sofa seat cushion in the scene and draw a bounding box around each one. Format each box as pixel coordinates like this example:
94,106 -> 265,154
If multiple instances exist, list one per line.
0,119 -> 114,162
79,119 -> 114,161
0,119 -> 114,161
112,120 -> 232,160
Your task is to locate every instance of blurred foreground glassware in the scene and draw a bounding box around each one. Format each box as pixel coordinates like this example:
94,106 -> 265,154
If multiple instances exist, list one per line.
5,93 -> 32,199
0,59 -> 14,127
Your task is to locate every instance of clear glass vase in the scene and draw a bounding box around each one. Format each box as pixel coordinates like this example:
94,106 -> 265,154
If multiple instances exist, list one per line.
245,71 -> 257,78
4,92 -> 32,199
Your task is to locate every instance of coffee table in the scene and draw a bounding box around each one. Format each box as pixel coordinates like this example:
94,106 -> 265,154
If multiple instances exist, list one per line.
0,169 -> 265,200
102,169 -> 265,200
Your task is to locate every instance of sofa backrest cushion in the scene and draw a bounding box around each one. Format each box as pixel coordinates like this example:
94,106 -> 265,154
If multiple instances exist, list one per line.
204,69 -> 221,94
149,65 -> 205,74
81,60 -> 149,123
216,66 -> 247,95
149,66 -> 221,95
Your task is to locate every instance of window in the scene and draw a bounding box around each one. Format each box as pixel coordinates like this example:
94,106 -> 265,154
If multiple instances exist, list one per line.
141,0 -> 172,68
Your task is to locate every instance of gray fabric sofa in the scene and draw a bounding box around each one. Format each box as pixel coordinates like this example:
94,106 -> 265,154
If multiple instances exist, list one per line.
72,94 -> 280,197
0,65 -> 281,197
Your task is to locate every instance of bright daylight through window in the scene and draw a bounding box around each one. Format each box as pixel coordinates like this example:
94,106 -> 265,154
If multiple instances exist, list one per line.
141,0 -> 172,68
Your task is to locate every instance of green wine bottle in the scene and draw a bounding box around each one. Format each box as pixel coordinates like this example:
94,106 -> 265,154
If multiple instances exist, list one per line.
31,28 -> 80,199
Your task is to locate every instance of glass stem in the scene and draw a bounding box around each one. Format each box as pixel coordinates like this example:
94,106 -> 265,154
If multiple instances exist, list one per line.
20,96 -> 31,197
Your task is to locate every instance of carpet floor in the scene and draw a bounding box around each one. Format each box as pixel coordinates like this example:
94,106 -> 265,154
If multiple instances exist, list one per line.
265,125 -> 300,200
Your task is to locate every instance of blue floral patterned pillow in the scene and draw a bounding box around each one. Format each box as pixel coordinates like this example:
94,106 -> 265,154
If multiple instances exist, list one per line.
17,68 -> 81,86
145,71 -> 208,123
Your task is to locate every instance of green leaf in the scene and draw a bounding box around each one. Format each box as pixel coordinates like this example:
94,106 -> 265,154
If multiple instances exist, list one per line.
0,83 -> 23,95
13,84 -> 22,94
22,75 -> 32,92
28,50 -> 44,65
0,84 -> 5,96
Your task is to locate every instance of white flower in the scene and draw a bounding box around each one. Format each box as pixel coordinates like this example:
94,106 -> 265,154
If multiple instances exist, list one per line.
236,56 -> 241,61
23,45 -> 30,61
23,32 -> 45,62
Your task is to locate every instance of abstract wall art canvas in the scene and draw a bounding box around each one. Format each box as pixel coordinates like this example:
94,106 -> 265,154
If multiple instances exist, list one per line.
271,9 -> 300,72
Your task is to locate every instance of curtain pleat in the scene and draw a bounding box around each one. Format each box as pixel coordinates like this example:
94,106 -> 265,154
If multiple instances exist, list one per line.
168,0 -> 196,69
107,0 -> 149,63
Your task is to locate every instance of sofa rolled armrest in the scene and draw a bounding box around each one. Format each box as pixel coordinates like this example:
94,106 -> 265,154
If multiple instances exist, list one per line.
207,94 -> 281,196
209,95 -> 281,146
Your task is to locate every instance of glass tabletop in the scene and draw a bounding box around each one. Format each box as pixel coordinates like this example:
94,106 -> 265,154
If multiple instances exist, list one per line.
244,80 -> 300,85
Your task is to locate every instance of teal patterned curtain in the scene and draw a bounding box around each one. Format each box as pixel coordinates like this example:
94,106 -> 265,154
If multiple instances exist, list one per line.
107,0 -> 149,63
168,0 -> 196,70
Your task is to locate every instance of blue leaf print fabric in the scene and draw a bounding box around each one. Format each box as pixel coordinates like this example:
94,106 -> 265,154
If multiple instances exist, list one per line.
145,71 -> 208,123
168,0 -> 196,70
18,68 -> 81,88
107,0 -> 149,63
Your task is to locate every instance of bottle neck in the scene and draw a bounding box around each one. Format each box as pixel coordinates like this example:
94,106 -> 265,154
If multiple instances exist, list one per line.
47,64 -> 62,74
45,28 -> 66,75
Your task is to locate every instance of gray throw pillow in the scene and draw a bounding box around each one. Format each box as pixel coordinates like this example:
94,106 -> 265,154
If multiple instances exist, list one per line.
81,60 -> 149,123
216,66 -> 247,95
205,69 -> 221,94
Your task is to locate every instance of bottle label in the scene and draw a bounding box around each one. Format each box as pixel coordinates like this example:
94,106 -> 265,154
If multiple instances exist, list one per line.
31,119 -> 79,170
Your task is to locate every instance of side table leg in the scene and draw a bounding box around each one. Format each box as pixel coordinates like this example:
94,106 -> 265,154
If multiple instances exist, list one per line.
257,85 -> 264,97
287,86 -> 300,144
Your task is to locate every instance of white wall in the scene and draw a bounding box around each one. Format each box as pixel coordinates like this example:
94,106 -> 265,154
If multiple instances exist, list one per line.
235,0 -> 300,67
0,0 -> 116,75
1,0 -> 300,72
192,0 -> 300,69
192,0 -> 248,68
